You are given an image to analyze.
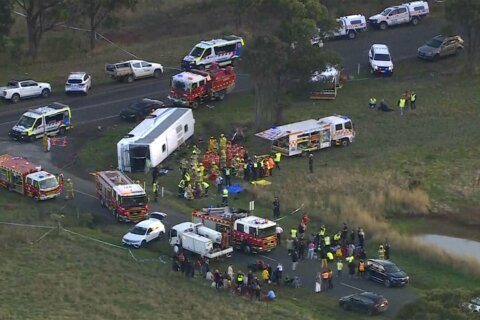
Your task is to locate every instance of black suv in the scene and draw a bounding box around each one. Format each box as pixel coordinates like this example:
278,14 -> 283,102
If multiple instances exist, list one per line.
339,292 -> 389,315
365,259 -> 409,288
120,98 -> 165,121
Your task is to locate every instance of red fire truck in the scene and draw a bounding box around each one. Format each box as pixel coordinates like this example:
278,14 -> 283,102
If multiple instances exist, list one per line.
168,66 -> 236,109
95,170 -> 149,222
192,207 -> 278,254
0,154 -> 62,200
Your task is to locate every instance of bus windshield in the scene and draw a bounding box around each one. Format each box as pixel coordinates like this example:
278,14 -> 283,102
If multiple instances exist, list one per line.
17,115 -> 36,128
189,46 -> 205,58
39,177 -> 59,190
121,195 -> 147,208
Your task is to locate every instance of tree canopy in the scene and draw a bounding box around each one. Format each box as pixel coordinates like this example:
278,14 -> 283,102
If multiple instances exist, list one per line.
233,0 -> 338,129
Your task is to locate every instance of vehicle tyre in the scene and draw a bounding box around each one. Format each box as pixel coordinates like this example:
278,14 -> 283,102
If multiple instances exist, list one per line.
367,308 -> 374,316
217,90 -> 226,101
365,273 -> 371,281
231,58 -> 237,66
126,75 -> 134,83
242,243 -> 252,254
433,54 -> 439,62
341,138 -> 350,147
59,127 -> 66,135
191,100 -> 200,110
342,302 -> 350,311
140,240 -> 146,248
114,210 -> 120,222
28,134 -> 36,142
41,89 -> 51,98
153,69 -> 162,78
455,47 -> 462,55
348,31 -> 356,39
384,279 -> 391,288
379,22 -> 387,30
100,197 -> 106,207
11,94 -> 20,104
411,17 -> 419,25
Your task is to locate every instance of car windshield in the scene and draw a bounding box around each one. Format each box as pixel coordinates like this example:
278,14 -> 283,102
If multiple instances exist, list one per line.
39,177 -> 59,190
189,46 -> 204,57
258,226 -> 276,238
128,101 -> 147,110
374,54 -> 391,61
121,195 -> 147,208
385,265 -> 401,273
17,115 -> 36,128
426,38 -> 443,48
172,79 -> 188,90
380,8 -> 392,16
129,226 -> 147,235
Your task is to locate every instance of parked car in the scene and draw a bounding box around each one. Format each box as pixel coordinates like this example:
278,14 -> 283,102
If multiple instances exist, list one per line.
366,259 -> 409,287
339,292 -> 389,315
417,35 -> 464,61
105,60 -> 163,83
119,98 -> 165,121
368,44 -> 394,76
1,79 -> 51,103
462,296 -> 480,313
65,72 -> 92,94
122,212 -> 166,248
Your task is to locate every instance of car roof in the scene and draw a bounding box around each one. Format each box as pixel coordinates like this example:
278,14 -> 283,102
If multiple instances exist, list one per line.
360,292 -> 384,300
135,219 -> 159,228
368,258 -> 395,266
371,44 -> 390,53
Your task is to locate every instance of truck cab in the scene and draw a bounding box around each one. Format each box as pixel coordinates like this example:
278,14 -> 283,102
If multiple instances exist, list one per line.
233,216 -> 277,254
368,1 -> 429,30
25,171 -> 61,200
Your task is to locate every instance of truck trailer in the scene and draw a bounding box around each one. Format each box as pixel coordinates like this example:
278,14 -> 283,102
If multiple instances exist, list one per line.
117,107 -> 195,172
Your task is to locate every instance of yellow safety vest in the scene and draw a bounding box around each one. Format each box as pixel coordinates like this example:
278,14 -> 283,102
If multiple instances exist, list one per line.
319,228 -> 326,236
202,182 -> 209,189
334,233 -> 341,241
184,173 -> 190,182
370,98 -> 376,104
178,180 -> 185,188
337,261 -> 343,271
153,183 -> 158,192
274,152 -> 281,162
324,236 -> 331,246
290,229 -> 297,238
327,252 -> 334,261
225,168 -> 231,176
411,94 -> 416,102
399,98 -> 406,108
222,189 -> 228,197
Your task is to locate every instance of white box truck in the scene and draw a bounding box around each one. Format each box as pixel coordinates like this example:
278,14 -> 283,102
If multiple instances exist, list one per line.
117,107 -> 195,172
169,222 -> 233,259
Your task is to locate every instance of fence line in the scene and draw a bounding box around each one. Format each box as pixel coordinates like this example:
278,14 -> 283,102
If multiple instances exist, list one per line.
0,221 -> 55,229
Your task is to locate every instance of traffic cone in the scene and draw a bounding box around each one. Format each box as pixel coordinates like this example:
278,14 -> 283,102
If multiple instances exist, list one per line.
51,137 -> 57,146
61,136 -> 67,147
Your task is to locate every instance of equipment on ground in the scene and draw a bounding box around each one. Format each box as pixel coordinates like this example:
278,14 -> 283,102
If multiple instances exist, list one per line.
117,108 -> 195,172
255,114 -> 355,156
168,67 -> 236,109
310,65 -> 343,100
95,170 -> 148,222
0,154 -> 62,200
192,207 -> 278,254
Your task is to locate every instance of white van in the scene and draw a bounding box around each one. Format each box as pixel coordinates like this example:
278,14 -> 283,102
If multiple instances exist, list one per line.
9,102 -> 72,141
181,35 -> 244,70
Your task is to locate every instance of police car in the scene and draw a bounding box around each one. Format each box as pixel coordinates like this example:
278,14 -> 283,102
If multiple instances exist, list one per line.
368,44 -> 394,76
65,72 -> 91,94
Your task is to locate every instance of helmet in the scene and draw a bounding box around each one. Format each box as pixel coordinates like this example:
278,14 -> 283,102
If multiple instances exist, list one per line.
379,245 -> 384,248
221,133 -> 225,137
67,178 -> 71,182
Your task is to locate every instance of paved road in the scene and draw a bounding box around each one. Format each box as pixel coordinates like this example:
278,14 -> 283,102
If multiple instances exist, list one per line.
0,17 -> 443,135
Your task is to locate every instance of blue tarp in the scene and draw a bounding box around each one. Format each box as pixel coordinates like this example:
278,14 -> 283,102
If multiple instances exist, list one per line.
227,183 -> 244,194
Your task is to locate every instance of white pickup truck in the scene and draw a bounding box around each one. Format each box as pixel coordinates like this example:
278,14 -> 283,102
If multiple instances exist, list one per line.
105,59 -> 163,83
368,1 -> 429,30
170,222 -> 233,259
1,79 -> 52,103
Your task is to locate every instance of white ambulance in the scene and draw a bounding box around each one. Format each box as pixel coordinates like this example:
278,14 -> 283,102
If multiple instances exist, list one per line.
181,35 -> 244,70
368,1 -> 429,30
255,115 -> 355,156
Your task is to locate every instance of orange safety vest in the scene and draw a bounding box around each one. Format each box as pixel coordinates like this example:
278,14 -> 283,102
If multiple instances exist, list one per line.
359,262 -> 365,272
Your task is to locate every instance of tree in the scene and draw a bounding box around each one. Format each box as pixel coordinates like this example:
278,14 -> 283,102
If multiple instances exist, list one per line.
445,0 -> 480,73
0,0 -> 14,46
234,0 -> 337,129
76,0 -> 137,51
16,0 -> 66,60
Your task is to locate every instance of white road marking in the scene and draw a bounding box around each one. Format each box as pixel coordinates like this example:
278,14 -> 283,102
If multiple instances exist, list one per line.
74,189 -> 98,199
340,282 -> 365,292
259,255 -> 278,262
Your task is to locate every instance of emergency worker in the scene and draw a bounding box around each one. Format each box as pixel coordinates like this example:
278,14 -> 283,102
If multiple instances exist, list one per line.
369,97 -> 377,109
65,178 -> 74,200
274,152 -> 281,170
178,179 -> 185,198
378,245 -> 385,260
153,181 -> 159,202
222,187 -> 229,205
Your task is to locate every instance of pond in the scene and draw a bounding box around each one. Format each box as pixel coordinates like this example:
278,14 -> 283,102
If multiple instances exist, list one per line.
416,234 -> 480,264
